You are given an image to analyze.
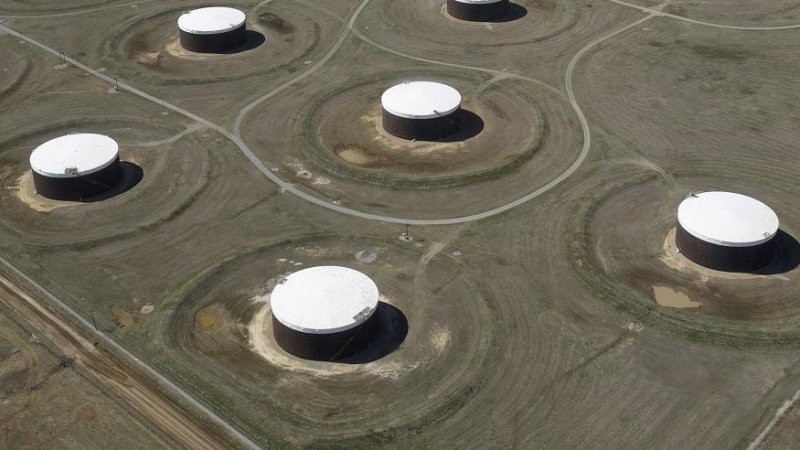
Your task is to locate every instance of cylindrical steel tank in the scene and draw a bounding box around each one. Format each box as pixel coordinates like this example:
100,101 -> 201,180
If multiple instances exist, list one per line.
447,0 -> 510,22
30,133 -> 122,201
676,192 -> 779,272
271,266 -> 381,361
381,81 -> 463,141
178,7 -> 247,53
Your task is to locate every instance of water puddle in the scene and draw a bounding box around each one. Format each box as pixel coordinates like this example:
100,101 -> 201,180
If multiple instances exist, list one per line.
653,286 -> 701,309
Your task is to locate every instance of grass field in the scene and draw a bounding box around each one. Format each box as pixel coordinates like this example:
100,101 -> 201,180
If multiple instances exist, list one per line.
1,0 -> 800,448
0,306 -> 169,449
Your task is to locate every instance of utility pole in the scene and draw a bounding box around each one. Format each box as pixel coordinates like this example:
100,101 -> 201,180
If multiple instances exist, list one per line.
89,308 -> 98,332
401,223 -> 411,241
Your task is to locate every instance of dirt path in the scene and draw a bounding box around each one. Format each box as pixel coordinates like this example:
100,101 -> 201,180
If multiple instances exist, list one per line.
128,123 -> 205,148
747,387 -> 800,450
607,0 -> 800,30
0,275 -> 231,450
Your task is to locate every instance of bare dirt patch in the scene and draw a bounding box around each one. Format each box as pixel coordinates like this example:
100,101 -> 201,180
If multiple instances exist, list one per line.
130,49 -> 161,66
111,305 -> 135,329
13,172 -> 81,212
653,285 -> 701,309
196,307 -> 234,335
338,148 -> 379,165
355,249 -> 378,263
429,324 -> 451,352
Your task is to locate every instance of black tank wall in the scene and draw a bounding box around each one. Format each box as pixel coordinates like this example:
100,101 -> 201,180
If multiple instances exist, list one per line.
447,0 -> 510,22
676,223 -> 775,272
179,23 -> 247,53
32,156 -> 121,201
382,108 -> 461,141
273,311 -> 380,361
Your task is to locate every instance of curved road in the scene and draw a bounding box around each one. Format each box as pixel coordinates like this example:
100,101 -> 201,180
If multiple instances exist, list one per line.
1,0 -> 603,226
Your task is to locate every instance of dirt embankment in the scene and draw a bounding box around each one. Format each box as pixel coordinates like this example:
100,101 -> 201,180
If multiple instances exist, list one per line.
0,275 -> 231,450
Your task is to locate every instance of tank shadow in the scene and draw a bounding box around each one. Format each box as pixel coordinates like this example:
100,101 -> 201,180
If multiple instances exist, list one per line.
433,109 -> 484,143
82,161 -> 143,203
222,30 -> 266,54
752,230 -> 800,275
490,4 -> 528,23
336,302 -> 408,364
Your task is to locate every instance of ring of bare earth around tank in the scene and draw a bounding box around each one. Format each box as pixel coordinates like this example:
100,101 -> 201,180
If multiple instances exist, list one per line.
570,174 -> 800,347
107,4 -> 320,83
161,236 -> 496,438
0,119 -> 212,248
299,77 -> 551,190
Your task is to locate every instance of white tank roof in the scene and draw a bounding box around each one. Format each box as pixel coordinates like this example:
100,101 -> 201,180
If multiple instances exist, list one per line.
454,0 -> 505,4
178,7 -> 246,35
271,266 -> 379,334
30,133 -> 119,178
677,192 -> 779,247
381,81 -> 462,119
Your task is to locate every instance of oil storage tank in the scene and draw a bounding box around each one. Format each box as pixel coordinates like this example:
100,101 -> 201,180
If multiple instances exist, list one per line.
447,0 -> 510,22
178,7 -> 247,53
30,133 -> 121,201
381,81 -> 462,141
271,266 -> 380,361
676,191 -> 779,272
